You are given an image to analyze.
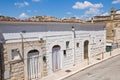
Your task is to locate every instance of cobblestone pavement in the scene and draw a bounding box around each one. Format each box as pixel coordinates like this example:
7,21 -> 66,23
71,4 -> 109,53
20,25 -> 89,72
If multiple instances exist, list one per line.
63,54 -> 120,80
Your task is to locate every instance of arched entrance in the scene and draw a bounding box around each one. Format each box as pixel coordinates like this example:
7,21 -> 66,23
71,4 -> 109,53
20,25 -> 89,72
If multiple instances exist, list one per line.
52,45 -> 61,71
27,50 -> 40,80
84,40 -> 89,59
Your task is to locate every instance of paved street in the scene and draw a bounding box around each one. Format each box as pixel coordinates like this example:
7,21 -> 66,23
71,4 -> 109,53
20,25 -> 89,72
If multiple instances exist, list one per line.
63,54 -> 120,80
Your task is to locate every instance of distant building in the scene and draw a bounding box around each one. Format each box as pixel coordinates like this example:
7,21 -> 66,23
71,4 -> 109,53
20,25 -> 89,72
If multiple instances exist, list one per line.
0,16 -> 17,21
28,16 -> 84,23
88,7 -> 120,50
28,16 -> 61,22
0,22 -> 106,80
62,17 -> 83,23
106,22 -> 120,50
90,7 -> 120,23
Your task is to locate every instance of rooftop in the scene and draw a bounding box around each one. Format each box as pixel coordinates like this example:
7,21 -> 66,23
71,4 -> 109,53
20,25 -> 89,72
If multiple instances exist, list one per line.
0,22 -> 105,33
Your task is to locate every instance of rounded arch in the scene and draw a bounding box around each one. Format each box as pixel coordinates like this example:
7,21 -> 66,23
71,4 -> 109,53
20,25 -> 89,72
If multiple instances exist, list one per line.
28,49 -> 39,57
25,46 -> 42,58
84,40 -> 89,45
84,40 -> 89,59
49,42 -> 64,53
52,45 -> 61,50
28,49 -> 39,53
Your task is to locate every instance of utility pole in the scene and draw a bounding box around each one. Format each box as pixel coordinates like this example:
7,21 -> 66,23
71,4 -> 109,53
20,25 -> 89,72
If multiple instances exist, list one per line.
20,30 -> 26,62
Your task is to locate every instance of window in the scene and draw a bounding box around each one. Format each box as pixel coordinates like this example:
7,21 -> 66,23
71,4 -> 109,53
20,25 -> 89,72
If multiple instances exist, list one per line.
66,41 -> 70,48
63,50 -> 66,56
76,43 -> 79,48
11,49 -> 20,60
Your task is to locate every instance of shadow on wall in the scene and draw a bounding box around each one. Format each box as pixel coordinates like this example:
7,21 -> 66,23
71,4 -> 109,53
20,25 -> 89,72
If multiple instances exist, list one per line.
0,32 -> 5,80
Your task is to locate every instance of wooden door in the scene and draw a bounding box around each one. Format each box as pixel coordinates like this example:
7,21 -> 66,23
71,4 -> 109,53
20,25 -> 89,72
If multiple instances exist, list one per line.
28,50 -> 40,80
52,46 -> 60,71
84,41 -> 89,59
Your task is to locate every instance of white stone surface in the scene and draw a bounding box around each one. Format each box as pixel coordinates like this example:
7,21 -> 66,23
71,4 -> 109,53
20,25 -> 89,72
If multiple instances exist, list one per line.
1,25 -> 106,78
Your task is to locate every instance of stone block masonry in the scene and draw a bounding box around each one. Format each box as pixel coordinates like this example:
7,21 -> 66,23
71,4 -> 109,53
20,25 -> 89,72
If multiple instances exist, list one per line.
3,40 -> 47,80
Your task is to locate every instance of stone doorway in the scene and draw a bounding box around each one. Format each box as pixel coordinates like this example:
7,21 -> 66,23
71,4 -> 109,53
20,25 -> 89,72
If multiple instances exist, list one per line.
84,40 -> 89,59
52,45 -> 61,72
27,50 -> 41,80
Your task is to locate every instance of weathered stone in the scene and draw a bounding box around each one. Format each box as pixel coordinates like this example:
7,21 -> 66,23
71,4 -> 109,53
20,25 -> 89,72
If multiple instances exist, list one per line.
2,41 -> 47,80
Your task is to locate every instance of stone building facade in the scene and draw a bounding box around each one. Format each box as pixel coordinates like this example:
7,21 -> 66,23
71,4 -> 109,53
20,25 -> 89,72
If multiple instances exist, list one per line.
93,7 -> 120,23
106,22 -> 120,49
88,7 -> 120,43
0,16 -> 17,21
28,16 -> 61,22
0,22 -> 106,80
88,7 -> 120,50
45,30 -> 106,75
114,28 -> 120,47
62,17 -> 83,23
3,41 -> 47,80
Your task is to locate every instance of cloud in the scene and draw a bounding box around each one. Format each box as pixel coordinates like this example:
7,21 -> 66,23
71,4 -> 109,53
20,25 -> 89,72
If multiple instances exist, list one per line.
85,8 -> 100,15
116,10 -> 120,14
101,12 -> 109,16
27,10 -> 32,13
66,12 -> 72,15
34,10 -> 38,12
72,1 -> 104,19
19,13 -> 28,19
72,1 -> 103,9
26,10 -> 38,13
73,15 -> 82,19
32,0 -> 41,2
15,1 -> 29,8
112,0 -> 120,4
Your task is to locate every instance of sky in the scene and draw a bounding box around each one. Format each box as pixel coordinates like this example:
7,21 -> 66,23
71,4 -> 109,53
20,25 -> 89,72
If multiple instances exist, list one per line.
0,0 -> 120,19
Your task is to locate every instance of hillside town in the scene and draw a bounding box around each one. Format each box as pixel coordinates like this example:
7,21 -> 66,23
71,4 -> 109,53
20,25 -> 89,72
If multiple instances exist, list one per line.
0,15 -> 84,23
0,6 -> 120,80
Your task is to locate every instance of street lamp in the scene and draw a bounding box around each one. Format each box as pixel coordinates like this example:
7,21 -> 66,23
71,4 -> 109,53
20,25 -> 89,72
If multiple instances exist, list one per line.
102,26 -> 106,59
72,26 -> 76,66
72,26 -> 75,32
